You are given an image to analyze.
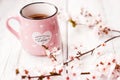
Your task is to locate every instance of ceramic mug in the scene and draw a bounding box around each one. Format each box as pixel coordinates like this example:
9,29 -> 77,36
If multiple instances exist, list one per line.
6,2 -> 61,56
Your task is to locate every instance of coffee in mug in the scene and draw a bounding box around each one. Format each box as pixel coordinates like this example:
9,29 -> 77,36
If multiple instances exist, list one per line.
28,14 -> 48,19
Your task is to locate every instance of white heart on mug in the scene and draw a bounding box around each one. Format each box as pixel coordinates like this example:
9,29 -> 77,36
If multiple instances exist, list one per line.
32,31 -> 52,45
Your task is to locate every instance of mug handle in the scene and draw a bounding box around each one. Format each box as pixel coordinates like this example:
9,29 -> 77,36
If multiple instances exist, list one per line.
6,17 -> 20,40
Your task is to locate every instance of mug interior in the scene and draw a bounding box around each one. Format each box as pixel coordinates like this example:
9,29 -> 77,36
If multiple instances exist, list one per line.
20,2 -> 58,20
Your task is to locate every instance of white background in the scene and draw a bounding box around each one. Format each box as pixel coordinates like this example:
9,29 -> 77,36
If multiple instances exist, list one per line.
0,0 -> 120,80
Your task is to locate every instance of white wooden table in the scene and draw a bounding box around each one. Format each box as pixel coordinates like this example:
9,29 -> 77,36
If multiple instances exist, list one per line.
0,0 -> 120,80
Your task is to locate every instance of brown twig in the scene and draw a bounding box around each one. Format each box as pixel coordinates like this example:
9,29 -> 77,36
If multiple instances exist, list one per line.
81,72 -> 91,75
42,45 -> 57,61
30,74 -> 60,78
21,72 -> 61,80
64,30 -> 120,65
112,29 -> 120,33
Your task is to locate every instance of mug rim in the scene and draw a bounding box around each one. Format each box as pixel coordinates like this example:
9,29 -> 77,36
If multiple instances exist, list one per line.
20,2 -> 58,20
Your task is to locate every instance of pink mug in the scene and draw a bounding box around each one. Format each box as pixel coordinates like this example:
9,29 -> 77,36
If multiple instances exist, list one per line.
6,2 -> 61,56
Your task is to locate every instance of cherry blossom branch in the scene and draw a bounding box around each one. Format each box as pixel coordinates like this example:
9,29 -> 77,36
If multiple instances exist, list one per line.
16,30 -> 120,79
21,73 -> 61,80
64,30 -> 120,65
16,69 -> 61,80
